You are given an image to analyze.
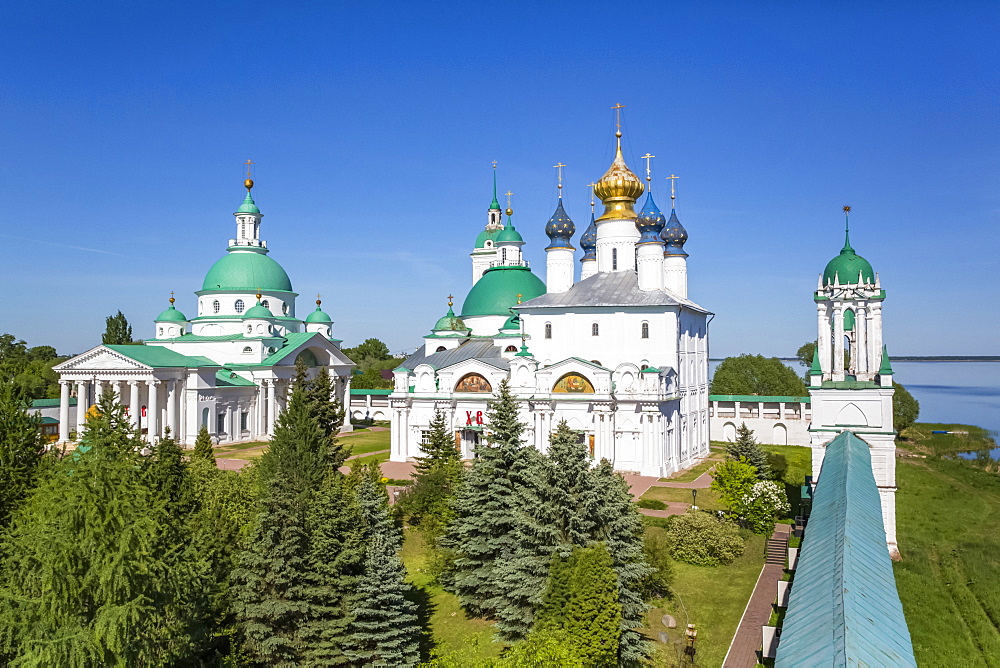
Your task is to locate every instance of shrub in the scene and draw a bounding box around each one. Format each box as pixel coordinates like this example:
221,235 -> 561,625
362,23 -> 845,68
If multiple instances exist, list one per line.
637,498 -> 667,510
665,512 -> 745,566
637,529 -> 674,599
740,481 -> 790,535
767,453 -> 788,482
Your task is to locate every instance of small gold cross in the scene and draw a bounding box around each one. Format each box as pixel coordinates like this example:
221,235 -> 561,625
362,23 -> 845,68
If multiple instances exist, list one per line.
244,159 -> 254,177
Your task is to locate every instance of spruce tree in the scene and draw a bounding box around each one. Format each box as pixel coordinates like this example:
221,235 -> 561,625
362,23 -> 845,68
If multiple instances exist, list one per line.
442,379 -> 535,619
146,428 -> 194,513
414,408 -> 461,478
398,408 -> 463,536
300,472 -> 365,666
192,424 -> 216,465
726,423 -> 771,480
0,389 -> 205,665
231,473 -> 311,666
0,382 -> 47,528
588,460 -> 652,666
305,367 -> 349,467
492,420 -> 593,640
536,544 -> 622,668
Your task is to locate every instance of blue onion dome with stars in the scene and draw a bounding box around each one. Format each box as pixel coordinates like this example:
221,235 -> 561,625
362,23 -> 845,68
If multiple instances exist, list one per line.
661,208 -> 688,256
635,191 -> 666,244
580,213 -> 597,261
544,200 -> 576,250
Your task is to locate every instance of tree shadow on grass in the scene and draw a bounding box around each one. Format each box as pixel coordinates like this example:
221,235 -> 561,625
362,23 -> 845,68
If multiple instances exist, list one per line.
405,583 -> 437,662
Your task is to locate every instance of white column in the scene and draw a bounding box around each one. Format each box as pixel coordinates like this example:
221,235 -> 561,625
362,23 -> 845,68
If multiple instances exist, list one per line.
833,305 -> 845,381
871,304 -> 884,371
147,380 -> 160,443
817,303 -> 831,377
226,405 -> 234,443
58,381 -> 71,443
76,381 -> 88,436
855,306 -> 868,377
129,381 -> 140,428
256,381 -> 266,436
166,380 -> 178,438
267,379 -> 278,435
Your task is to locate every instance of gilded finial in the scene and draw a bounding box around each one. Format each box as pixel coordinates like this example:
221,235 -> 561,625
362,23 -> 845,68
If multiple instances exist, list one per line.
587,182 -> 597,214
256,288 -> 262,302
641,153 -> 655,186
666,174 -> 679,208
169,290 -> 175,305
447,293 -> 454,308
611,103 -> 625,143
842,205 -> 853,251
505,190 -> 514,217
316,293 -> 322,307
554,163 -> 566,198
244,159 -> 254,190
516,293 -> 523,304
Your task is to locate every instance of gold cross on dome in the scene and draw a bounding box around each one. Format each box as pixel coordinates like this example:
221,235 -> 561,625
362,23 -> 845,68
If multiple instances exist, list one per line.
553,163 -> 566,196
491,160 -> 497,169
244,159 -> 254,177
587,182 -> 597,210
516,293 -> 523,304
641,153 -> 655,183
505,190 -> 513,208
447,294 -> 454,307
611,103 -> 625,133
666,174 -> 679,201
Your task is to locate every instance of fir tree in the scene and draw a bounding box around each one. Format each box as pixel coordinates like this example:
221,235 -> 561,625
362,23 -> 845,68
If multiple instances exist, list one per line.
192,424 -> 216,465
0,389 -> 205,665
588,460 -> 652,666
305,367 -> 350,468
414,408 -> 461,478
300,472 -> 365,666
492,420 -> 593,640
231,473 -> 311,666
146,427 -> 194,513
726,423 -> 771,480
346,530 -> 421,667
536,544 -> 622,668
0,381 -> 47,528
442,379 -> 535,619
398,408 -> 463,536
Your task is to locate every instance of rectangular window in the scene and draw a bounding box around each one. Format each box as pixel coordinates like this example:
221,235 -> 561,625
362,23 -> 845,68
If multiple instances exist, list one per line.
240,411 -> 248,431
612,248 -> 618,270
420,430 -> 432,445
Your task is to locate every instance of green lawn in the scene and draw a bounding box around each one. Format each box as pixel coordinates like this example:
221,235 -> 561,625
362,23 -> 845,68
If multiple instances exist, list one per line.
400,530 -> 503,663
641,486 -> 722,511
894,431 -> 1000,666
645,529 -> 767,667
659,459 -> 717,483
341,429 -> 391,457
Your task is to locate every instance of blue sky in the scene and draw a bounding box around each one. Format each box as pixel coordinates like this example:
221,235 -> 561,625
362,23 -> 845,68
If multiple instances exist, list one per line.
1,1 -> 997,358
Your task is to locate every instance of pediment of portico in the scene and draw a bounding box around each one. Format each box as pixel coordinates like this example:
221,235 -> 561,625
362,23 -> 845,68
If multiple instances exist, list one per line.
55,346 -> 151,373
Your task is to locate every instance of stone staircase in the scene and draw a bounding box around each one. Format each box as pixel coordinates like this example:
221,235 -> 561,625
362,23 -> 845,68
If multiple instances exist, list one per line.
766,533 -> 788,566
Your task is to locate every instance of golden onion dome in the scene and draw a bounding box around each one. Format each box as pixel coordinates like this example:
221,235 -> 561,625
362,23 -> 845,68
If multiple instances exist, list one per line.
594,133 -> 644,221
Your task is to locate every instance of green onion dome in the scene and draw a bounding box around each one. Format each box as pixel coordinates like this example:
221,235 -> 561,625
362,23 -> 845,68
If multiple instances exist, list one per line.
244,302 -> 272,318
202,251 -> 293,292
433,305 -> 470,333
155,302 -> 187,322
823,231 -> 875,286
461,265 -> 545,317
496,220 -> 524,244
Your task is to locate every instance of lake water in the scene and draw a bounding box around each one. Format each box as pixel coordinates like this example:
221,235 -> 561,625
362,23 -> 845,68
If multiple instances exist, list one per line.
708,360 -> 1000,450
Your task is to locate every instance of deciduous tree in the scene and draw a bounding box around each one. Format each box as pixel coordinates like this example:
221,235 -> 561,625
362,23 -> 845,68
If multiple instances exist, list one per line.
102,310 -> 134,345
710,354 -> 807,396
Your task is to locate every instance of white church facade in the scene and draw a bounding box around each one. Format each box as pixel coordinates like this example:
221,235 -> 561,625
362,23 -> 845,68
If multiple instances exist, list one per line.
53,179 -> 355,446
389,129 -> 712,478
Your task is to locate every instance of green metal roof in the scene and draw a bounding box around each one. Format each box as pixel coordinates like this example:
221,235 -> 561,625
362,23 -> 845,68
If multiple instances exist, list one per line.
236,190 -> 260,214
155,304 -> 188,322
216,369 -> 257,387
709,394 -> 811,403
776,431 -> 915,667
260,332 -> 325,366
496,221 -> 524,243
349,388 -> 393,395
433,306 -> 470,332
878,345 -> 894,375
474,227 -> 502,249
104,345 -> 218,369
39,416 -> 59,424
32,398 -> 77,408
823,229 -> 874,286
461,265 -> 545,317
305,306 -> 332,323
202,250 -> 293,292
244,302 -> 272,318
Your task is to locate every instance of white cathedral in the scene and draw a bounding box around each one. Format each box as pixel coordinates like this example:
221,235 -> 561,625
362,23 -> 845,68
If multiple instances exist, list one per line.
389,129 -> 712,477
53,179 -> 355,446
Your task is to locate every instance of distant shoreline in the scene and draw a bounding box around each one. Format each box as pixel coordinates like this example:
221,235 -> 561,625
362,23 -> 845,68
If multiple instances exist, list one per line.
710,356 -> 1000,362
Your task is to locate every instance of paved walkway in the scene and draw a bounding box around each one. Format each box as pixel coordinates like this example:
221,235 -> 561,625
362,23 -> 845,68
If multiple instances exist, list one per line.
722,524 -> 792,667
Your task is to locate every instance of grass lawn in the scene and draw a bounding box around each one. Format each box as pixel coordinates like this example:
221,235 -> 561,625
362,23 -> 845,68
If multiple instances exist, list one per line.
899,422 -> 996,460
659,459 -> 716,483
642,486 -> 723,511
341,429 -> 391,457
893,426 -> 1000,665
645,529 -> 767,667
348,451 -> 391,468
400,530 -> 503,663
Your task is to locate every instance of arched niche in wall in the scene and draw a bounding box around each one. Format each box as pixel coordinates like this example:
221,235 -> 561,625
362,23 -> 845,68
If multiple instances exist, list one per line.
295,349 -> 319,368
553,372 -> 595,394
455,373 -> 492,393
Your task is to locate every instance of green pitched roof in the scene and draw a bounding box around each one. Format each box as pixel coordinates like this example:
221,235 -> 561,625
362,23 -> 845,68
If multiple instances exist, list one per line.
776,431 -> 915,667
104,345 -> 218,368
202,250 -> 293,292
810,345 -> 822,375
32,398 -> 77,408
878,345 -> 894,375
260,332 -> 325,366
216,369 -> 257,387
461,265 -> 545,317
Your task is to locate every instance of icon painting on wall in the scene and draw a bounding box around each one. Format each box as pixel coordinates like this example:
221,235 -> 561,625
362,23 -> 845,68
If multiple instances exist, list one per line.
455,373 -> 492,393
553,373 -> 595,393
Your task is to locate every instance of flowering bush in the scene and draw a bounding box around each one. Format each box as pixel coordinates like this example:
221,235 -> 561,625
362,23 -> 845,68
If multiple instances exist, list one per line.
739,481 -> 790,534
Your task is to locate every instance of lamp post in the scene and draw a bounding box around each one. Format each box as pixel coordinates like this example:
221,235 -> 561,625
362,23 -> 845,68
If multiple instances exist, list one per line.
684,623 -> 698,665
691,488 -> 698,510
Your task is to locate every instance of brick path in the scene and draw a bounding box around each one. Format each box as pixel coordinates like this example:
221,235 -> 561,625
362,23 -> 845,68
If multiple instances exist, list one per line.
721,524 -> 791,667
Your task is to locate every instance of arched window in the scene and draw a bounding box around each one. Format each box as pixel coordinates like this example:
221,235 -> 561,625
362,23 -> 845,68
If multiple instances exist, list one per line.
212,300 -> 220,314
436,346 -> 447,352
157,327 -> 163,336
235,299 -> 245,314
246,325 -> 252,334
261,299 -> 270,309
502,248 -> 508,264
242,346 -> 252,353
641,322 -> 649,339
612,248 -> 618,270
505,345 -> 518,353
592,322 -> 599,336
545,322 -> 552,339
282,303 -> 289,315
